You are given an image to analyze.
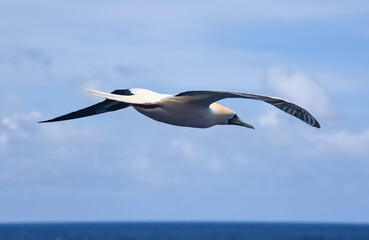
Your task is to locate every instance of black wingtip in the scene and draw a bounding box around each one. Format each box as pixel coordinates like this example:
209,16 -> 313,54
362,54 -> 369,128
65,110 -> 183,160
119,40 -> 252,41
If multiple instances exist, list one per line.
312,119 -> 321,129
38,118 -> 62,123
38,120 -> 51,123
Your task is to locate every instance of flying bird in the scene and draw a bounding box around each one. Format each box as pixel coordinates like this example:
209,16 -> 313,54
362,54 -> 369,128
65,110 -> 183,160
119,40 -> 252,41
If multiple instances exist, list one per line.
39,88 -> 321,129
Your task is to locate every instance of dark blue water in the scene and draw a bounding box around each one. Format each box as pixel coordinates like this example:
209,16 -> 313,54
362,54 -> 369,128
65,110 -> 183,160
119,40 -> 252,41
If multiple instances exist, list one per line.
0,222 -> 369,240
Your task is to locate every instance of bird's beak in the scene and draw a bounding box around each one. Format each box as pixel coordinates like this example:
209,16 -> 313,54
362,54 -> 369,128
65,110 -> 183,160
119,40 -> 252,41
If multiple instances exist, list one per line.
229,115 -> 255,129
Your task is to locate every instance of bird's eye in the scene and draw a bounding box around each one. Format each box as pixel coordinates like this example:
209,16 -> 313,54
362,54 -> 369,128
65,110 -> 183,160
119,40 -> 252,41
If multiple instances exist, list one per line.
228,114 -> 238,124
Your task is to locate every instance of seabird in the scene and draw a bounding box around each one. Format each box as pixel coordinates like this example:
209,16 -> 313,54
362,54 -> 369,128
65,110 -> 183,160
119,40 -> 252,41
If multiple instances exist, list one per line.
39,88 -> 321,129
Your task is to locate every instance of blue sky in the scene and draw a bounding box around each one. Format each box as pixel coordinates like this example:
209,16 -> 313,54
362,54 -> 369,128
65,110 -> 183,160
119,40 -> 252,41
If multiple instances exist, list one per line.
1,0 -> 369,223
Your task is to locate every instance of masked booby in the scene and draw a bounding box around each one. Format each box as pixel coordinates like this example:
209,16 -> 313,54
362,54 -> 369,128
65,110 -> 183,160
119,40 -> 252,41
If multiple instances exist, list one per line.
39,88 -> 320,129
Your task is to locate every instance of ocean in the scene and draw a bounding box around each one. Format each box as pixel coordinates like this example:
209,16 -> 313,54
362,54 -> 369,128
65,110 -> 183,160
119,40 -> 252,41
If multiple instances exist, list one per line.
0,222 -> 368,240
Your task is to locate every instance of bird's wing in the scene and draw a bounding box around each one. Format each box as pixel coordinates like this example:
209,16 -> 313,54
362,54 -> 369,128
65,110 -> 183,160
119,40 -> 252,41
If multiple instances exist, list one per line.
39,89 -> 132,123
81,87 -> 161,105
174,90 -> 320,128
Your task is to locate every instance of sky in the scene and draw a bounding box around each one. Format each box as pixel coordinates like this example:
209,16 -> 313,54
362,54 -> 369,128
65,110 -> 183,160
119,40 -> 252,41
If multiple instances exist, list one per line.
1,0 -> 369,223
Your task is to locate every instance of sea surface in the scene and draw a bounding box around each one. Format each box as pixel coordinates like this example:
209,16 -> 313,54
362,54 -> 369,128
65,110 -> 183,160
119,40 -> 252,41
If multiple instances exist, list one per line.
0,222 -> 369,240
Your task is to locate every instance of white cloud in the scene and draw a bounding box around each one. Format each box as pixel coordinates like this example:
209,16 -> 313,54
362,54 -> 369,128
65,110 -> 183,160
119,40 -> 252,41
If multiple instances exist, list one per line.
170,138 -> 225,173
1,111 -> 42,140
316,129 -> 369,156
266,66 -> 333,119
2,117 -> 18,130
259,109 -> 279,127
259,67 -> 369,160
316,73 -> 369,95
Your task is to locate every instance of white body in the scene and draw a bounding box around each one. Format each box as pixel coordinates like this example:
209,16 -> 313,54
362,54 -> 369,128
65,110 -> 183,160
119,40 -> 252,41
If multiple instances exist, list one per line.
134,100 -> 223,128
129,88 -> 227,128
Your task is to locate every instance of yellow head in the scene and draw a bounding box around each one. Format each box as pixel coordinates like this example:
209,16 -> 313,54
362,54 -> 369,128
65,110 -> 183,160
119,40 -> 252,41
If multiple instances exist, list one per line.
210,103 -> 255,129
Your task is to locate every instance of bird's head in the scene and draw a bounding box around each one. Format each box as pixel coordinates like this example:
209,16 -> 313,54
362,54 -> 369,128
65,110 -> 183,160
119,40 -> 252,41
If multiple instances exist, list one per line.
228,113 -> 255,129
210,103 -> 255,129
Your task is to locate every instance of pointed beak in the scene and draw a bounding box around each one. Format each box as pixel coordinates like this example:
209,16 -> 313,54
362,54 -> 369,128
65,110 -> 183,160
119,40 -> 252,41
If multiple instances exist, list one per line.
229,115 -> 255,129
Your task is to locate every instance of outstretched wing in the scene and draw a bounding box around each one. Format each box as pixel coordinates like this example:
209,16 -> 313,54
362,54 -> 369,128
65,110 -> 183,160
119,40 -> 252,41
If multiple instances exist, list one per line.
175,90 -> 321,128
39,89 -> 132,123
81,87 -> 164,105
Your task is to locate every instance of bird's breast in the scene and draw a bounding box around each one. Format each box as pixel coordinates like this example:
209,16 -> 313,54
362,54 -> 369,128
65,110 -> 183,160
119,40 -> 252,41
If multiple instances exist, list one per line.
133,103 -> 216,128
